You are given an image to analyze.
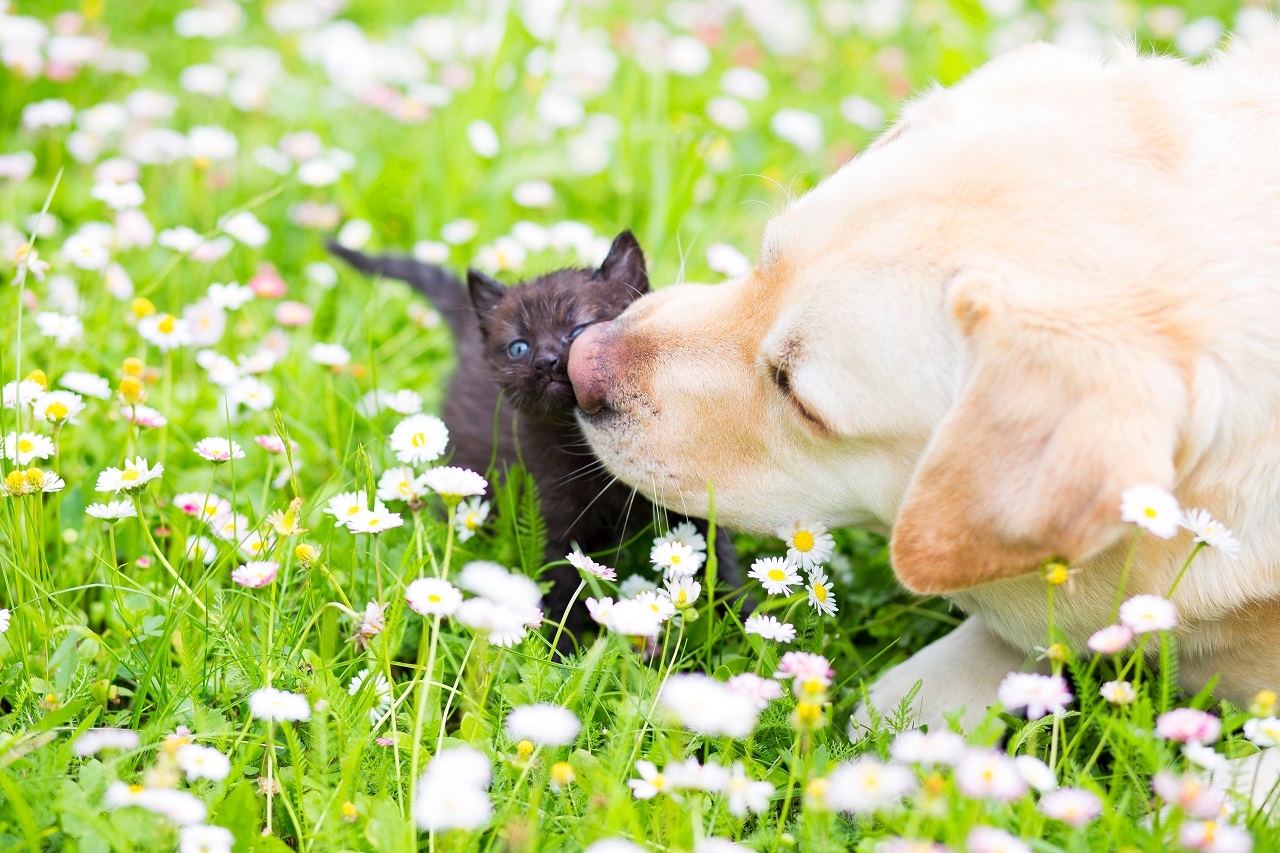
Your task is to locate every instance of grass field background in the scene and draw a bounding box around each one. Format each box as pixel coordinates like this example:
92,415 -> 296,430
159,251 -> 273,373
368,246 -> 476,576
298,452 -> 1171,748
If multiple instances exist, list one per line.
2,0 -> 1279,850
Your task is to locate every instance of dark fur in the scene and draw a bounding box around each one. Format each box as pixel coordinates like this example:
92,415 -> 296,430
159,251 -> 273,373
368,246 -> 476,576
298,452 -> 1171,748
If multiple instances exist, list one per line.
329,233 -> 739,633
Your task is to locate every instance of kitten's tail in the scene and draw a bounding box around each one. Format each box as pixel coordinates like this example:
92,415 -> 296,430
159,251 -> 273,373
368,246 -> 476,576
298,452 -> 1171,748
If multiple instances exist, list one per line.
327,240 -> 474,337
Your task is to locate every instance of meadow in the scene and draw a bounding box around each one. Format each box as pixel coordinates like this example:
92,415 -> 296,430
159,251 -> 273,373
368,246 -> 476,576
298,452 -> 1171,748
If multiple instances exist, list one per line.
2,0 -> 1279,850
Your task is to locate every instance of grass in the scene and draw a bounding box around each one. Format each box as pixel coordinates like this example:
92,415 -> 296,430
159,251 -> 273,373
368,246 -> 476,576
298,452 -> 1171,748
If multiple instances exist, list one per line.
2,0 -> 1279,851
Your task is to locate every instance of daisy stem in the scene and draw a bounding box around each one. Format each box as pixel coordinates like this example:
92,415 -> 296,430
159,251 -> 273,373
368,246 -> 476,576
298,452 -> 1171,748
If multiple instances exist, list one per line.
1164,542 -> 1206,598
550,579 -> 585,657
266,718 -> 276,834
773,732 -> 803,849
132,495 -> 209,617
1108,529 -> 1143,623
408,613 -> 441,846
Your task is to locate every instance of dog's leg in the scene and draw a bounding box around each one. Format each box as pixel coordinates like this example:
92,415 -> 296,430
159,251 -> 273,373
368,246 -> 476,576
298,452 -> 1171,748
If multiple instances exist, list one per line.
1202,747 -> 1280,815
851,617 -> 1035,736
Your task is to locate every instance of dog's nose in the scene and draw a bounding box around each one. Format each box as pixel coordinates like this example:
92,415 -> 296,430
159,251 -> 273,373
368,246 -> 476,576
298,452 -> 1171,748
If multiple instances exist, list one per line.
568,321 -> 614,414
532,351 -> 560,375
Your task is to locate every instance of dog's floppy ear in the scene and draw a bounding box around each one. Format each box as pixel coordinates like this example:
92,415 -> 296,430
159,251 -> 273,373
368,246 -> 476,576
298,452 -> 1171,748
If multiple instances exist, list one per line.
890,270 -> 1186,594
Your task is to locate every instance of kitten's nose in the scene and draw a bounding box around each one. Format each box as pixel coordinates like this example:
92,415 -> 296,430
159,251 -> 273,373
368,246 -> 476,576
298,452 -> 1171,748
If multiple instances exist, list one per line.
568,321 -> 614,414
532,351 -> 560,375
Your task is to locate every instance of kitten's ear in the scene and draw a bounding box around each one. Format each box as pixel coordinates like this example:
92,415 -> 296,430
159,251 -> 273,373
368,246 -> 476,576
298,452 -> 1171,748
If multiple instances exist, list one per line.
597,231 -> 649,296
466,269 -> 506,318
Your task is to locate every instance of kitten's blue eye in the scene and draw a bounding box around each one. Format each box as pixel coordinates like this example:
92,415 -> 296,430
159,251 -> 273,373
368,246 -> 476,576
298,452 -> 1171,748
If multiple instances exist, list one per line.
507,340 -> 529,358
568,324 -> 590,341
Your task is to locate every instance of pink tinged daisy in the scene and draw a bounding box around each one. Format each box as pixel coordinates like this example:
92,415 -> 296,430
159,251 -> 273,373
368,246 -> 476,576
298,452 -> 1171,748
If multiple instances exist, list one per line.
389,414 -> 449,466
1014,755 -> 1058,791
1087,624 -> 1134,654
599,598 -> 663,637
405,577 -> 462,617
726,673 -> 783,709
1156,708 -> 1221,744
231,561 -> 279,588
650,540 -> 701,576
743,613 -> 796,643
137,312 -> 192,351
1152,771 -> 1228,819
86,500 -> 137,521
1244,716 -> 1280,748
120,404 -> 168,428
1179,820 -> 1253,853
658,674 -> 761,738
889,729 -> 966,767
254,434 -> 297,454
777,518 -> 835,570
96,456 -> 163,493
3,431 -> 54,465
421,466 -> 488,502
967,826 -> 1032,853
505,703 -> 581,747
567,549 -> 616,581
775,651 -> 834,685
193,436 -> 244,463
454,497 -> 490,542
1119,484 -> 1181,538
1119,594 -> 1178,634
955,749 -> 1027,801
628,760 -> 673,800
997,672 -> 1073,719
248,687 -> 311,722
1100,680 -> 1137,705
806,568 -> 838,616
1038,787 -> 1102,826
822,757 -> 915,814
749,556 -> 801,595
353,601 -> 387,643
347,503 -> 404,534
1179,508 -> 1241,559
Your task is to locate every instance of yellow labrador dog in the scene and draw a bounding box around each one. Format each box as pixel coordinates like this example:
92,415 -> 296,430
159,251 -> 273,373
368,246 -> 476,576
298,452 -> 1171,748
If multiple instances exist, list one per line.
569,28 -> 1280,753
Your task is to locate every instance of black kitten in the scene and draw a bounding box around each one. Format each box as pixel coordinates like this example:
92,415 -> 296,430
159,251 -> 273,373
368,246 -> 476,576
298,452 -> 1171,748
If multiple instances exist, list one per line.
329,232 -> 738,630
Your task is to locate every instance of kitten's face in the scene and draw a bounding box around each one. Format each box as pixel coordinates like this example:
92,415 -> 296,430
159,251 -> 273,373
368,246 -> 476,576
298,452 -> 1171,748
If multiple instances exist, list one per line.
468,231 -> 649,419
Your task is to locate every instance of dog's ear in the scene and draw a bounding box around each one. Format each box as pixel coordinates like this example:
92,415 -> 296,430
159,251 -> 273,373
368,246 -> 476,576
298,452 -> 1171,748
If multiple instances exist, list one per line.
890,270 -> 1186,594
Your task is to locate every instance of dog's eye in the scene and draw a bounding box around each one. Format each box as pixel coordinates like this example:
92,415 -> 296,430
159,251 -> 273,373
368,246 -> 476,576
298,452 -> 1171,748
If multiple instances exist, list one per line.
507,340 -> 530,358
770,364 -> 793,395
770,363 -> 829,433
568,324 -> 590,341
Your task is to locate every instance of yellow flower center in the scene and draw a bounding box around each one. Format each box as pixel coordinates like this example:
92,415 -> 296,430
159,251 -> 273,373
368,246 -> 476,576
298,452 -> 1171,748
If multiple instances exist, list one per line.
131,298 -> 154,318
17,439 -> 33,453
5,471 -> 25,492
1144,507 -> 1157,518
46,401 -> 69,420
670,554 -> 682,565
123,357 -> 144,376
157,315 -> 175,334
346,505 -> 361,516
367,518 -> 380,527
675,591 -> 688,605
26,369 -> 46,388
121,469 -> 140,482
517,740 -> 534,759
812,583 -> 827,603
465,512 -> 480,528
793,530 -> 815,551
411,432 -> 427,447
652,773 -> 667,790
427,594 -> 441,603
399,481 -> 410,495
767,568 -> 786,581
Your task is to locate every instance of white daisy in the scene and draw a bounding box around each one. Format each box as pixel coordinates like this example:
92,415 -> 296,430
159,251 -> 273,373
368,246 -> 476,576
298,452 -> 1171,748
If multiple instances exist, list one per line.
121,404 -> 168,428
1119,484 -> 1181,539
0,608 -> 9,635
389,414 -> 449,466
405,577 -> 462,616
95,456 -> 163,493
2,379 -> 45,409
137,312 -> 193,351
206,281 -> 255,310
175,744 -> 230,782
323,491 -> 368,527
997,672 -> 1073,719
308,342 -> 350,367
506,704 -> 581,747
806,568 -> 838,616
59,371 -> 111,399
633,590 -> 677,622
3,431 -> 55,465
748,557 -> 801,595
421,466 -> 487,501
86,501 -> 137,521
628,760 -> 674,800
185,535 -> 219,565
35,311 -> 83,346
248,687 -> 311,722
1100,680 -> 1137,705
454,497 -> 490,542
663,576 -> 701,609
652,520 -> 707,554
32,390 -> 85,424
743,613 -> 796,643
346,503 -> 404,535
1118,594 -> 1178,634
376,465 -> 426,503
1179,508 -> 1240,559
231,561 -> 278,588
777,519 -> 834,570
650,540 -> 702,576
822,757 -> 915,814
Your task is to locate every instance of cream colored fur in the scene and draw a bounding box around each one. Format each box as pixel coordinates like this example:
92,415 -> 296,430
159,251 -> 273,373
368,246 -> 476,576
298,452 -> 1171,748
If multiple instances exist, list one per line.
568,28 -> 1280,746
